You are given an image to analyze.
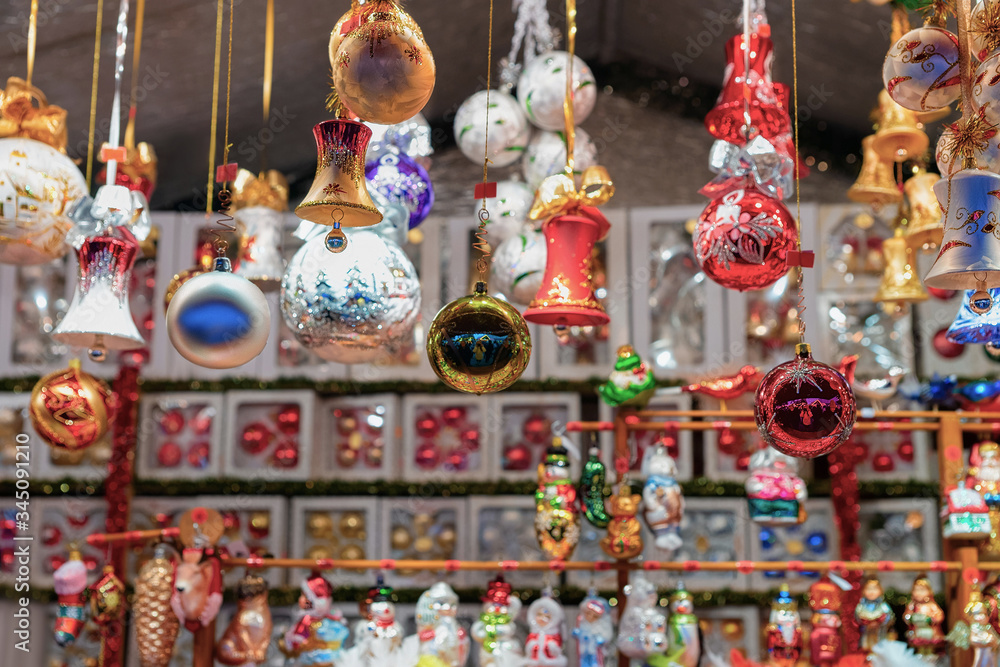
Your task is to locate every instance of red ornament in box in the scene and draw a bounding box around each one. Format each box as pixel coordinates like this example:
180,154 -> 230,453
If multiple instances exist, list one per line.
704,31 -> 789,143
276,405 -> 300,436
241,422 -> 275,455
187,441 -> 210,469
157,441 -> 183,467
694,188 -> 797,292
524,207 -> 611,327
754,344 -> 856,459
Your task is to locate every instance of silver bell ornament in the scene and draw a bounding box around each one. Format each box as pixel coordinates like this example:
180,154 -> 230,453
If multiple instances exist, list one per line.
490,228 -> 547,307
166,256 -> 271,369
279,222 -> 421,364
925,169 -> 1000,291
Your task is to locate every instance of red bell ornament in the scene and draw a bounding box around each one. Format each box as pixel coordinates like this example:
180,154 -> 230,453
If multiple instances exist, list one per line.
523,206 -> 610,327
694,188 -> 797,292
704,32 -> 789,143
754,343 -> 857,459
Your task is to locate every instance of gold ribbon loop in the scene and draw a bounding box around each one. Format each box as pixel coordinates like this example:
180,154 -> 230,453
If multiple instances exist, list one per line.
231,168 -> 289,212
0,76 -> 68,151
529,164 -> 615,221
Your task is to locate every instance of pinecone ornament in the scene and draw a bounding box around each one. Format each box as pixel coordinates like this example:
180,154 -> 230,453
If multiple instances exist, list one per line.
134,545 -> 180,667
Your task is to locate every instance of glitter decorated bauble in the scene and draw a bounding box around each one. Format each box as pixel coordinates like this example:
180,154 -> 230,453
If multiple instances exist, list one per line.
280,227 -> 421,364
694,188 -> 797,292
883,26 -> 961,112
365,152 -> 434,229
331,0 -> 436,125
936,123 -> 1000,176
365,113 -> 434,163
517,51 -> 597,131
0,138 -> 87,265
490,229 -> 547,306
754,344 -> 857,459
478,180 -> 534,245
975,53 -> 1000,128
426,281 -> 531,394
523,128 -> 597,190
973,0 -> 1000,61
454,90 -> 531,168
166,259 -> 270,369
135,545 -> 179,667
30,359 -> 114,451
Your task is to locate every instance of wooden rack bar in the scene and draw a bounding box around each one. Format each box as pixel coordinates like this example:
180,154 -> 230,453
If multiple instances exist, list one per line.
635,409 -> 1000,420
86,526 -> 179,546
624,421 -> 940,432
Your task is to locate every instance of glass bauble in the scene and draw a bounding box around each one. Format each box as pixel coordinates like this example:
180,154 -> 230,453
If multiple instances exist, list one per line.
973,0 -> 1000,61
974,52 -> 1000,126
365,113 -> 433,163
477,180 -> 534,245
754,345 -> 856,459
883,26 -> 961,112
516,51 -> 597,131
522,128 -> 597,190
0,137 -> 87,265
280,227 -> 421,364
426,281 -> 531,394
936,123 -> 1000,176
30,359 -> 115,451
694,188 -> 797,292
453,90 -> 531,168
490,229 -> 547,307
365,152 -> 434,229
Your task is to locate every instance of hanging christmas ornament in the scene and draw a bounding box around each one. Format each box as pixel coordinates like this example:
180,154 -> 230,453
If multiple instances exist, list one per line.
640,442 -> 684,552
230,169 -> 288,290
904,168 -> 944,250
416,582 -> 470,667
52,214 -> 146,361
847,135 -> 904,206
0,79 -> 87,265
454,90 -> 531,167
216,574 -> 272,666
948,585 -> 1000,666
754,343 -> 857,458
472,575 -> 523,667
90,565 -> 127,662
903,574 -> 945,657
490,228 -> 547,307
170,548 -> 223,632
98,141 -> 158,202
479,180 -> 535,245
598,345 -> 657,407
366,112 -> 434,164
53,549 -> 88,646
617,574 -> 668,659
166,256 -> 270,369
883,25 -> 961,112
522,128 -> 597,190
426,281 -> 531,394
856,577 -> 895,653
525,595 -> 568,667
517,51 -> 596,131
667,583 -> 701,667
534,438 -> 580,560
947,287 -> 1000,342
975,51 -> 1000,127
365,151 -> 434,229
936,120 -> 1000,176
875,227 -> 929,304
357,579 -> 404,661
973,0 -> 1000,60
943,480 -> 992,538
745,445 -> 807,525
579,445 -> 610,528
281,571 -> 350,665
808,578 -> 844,667
281,224 -> 420,363
30,359 -> 115,452
331,0 -> 436,125
695,188 -> 797,292
573,594 -> 613,667
134,544 -> 180,667
871,90 -> 930,162
766,585 -> 803,667
704,7 -> 788,143
600,481 -> 644,560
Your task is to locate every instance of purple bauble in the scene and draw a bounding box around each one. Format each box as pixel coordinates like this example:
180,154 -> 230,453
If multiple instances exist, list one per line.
365,152 -> 434,229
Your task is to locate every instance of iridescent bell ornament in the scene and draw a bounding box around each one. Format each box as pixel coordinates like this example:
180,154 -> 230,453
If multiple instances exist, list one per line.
946,288 -> 1000,344
231,168 -> 289,291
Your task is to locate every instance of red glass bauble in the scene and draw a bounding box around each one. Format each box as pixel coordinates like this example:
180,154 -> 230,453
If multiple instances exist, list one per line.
337,442 -> 360,468
187,441 -> 210,469
190,408 -> 213,435
415,413 -> 441,438
241,421 -> 274,455
42,525 -> 62,547
445,448 -> 469,471
223,512 -> 240,532
67,514 -> 89,528
898,439 -> 915,462
83,556 -> 98,571
157,441 -> 183,467
735,450 -> 751,471
694,188 -> 797,292
460,428 -> 480,452
927,286 -> 958,300
49,555 -> 65,572
522,414 -> 550,444
441,406 -> 466,428
717,428 -> 743,456
1,549 -> 13,570
754,345 -> 857,458
872,452 -> 895,472
415,441 -> 442,469
272,440 -> 299,468
160,410 -> 185,435
503,442 -> 533,470
933,328 -> 964,358
276,405 -> 300,436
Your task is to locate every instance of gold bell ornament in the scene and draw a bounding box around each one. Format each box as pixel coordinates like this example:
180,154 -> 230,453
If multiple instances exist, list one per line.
295,117 -> 383,252
903,168 -> 944,250
134,544 -> 180,667
847,135 -> 903,206
875,227 -> 929,304
232,168 -> 288,290
872,90 -> 929,163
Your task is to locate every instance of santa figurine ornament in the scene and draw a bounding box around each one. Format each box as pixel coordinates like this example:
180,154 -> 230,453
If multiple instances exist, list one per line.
856,577 -> 894,653
766,585 -> 802,667
808,578 -> 843,667
280,571 -> 350,667
641,442 -> 684,553
573,593 -> 613,667
970,441 -> 1000,559
947,585 -> 1000,667
472,575 -> 523,667
903,574 -> 944,657
416,581 -> 470,667
745,445 -> 807,525
534,437 -> 580,560
356,579 -> 404,663
525,594 -> 568,667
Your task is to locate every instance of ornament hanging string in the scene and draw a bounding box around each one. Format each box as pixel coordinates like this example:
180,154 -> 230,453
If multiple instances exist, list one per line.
260,0 -> 274,173
86,0 -> 106,190
473,0 -> 496,278
123,0 -> 145,151
104,0 -> 131,187
790,0 -> 806,344
741,0 -> 752,141
210,0 -> 237,255
562,0 -> 577,176
206,0 -> 225,214
26,0 -> 37,85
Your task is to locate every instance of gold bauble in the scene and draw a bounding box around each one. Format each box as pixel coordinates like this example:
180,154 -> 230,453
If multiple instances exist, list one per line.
414,535 -> 434,554
413,513 -> 433,531
426,281 -> 531,394
391,526 -> 412,550
348,432 -> 364,450
339,544 -> 365,560
163,267 -> 207,313
330,0 -> 436,124
307,544 -> 334,561
308,513 -> 335,539
250,511 -> 271,535
437,527 -> 457,553
722,620 -> 744,641
30,359 -> 115,451
339,512 -> 365,538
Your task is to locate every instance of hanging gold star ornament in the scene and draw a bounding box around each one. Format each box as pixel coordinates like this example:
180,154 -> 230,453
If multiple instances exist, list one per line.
972,0 -> 1000,60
